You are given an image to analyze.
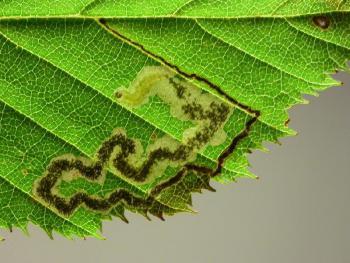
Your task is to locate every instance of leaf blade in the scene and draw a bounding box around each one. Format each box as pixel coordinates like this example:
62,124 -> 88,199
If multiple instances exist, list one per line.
0,4 -> 349,239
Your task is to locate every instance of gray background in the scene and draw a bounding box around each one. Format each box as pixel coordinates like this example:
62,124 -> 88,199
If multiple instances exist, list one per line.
1,72 -> 349,263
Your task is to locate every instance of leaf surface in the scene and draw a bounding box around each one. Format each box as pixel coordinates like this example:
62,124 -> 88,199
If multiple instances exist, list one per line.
0,1 -> 349,239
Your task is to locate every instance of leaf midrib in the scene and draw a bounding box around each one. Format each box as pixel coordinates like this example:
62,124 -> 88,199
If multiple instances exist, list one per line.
1,10 -> 350,20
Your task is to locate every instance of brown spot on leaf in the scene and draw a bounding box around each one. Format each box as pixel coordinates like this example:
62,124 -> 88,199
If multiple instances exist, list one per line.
312,16 -> 331,30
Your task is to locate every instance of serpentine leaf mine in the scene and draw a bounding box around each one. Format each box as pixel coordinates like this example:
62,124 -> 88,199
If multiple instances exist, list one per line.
33,66 -> 247,217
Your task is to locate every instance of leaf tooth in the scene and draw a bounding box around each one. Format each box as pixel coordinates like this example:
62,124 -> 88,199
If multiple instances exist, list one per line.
186,196 -> 193,206
115,211 -> 129,224
153,212 -> 165,221
141,211 -> 152,221
120,215 -> 129,224
19,224 -> 29,236
45,229 -> 54,240
205,183 -> 216,193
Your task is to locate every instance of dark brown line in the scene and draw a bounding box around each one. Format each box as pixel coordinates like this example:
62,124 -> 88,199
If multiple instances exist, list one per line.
151,169 -> 187,196
212,115 -> 258,176
35,154 -> 175,218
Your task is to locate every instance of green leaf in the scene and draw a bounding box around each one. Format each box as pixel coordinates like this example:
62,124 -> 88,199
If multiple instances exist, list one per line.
0,1 -> 349,239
